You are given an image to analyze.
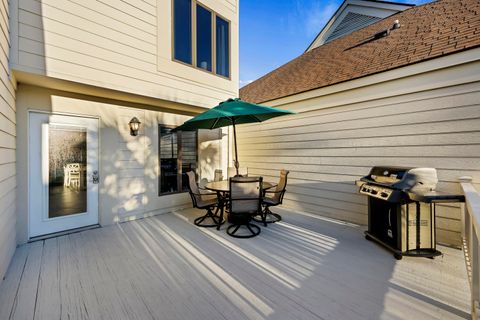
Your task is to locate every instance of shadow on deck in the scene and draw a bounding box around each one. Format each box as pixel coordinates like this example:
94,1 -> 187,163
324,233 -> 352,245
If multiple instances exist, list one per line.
0,207 -> 470,320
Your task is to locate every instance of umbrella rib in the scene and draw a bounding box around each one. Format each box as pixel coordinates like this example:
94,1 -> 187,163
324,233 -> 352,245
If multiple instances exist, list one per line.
251,115 -> 263,122
210,117 -> 221,130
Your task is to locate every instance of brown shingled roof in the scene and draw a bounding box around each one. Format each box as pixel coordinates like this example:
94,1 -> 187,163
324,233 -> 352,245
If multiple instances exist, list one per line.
240,0 -> 480,104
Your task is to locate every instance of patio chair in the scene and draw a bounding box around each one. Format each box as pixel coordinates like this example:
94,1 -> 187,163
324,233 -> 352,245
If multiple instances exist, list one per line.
186,171 -> 224,228
214,169 -> 223,181
65,163 -> 81,189
198,169 -> 223,188
254,169 -> 289,226
227,167 -> 248,178
227,176 -> 263,238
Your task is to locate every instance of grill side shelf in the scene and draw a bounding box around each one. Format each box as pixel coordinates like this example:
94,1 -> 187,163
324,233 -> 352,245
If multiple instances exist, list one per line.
407,191 -> 465,203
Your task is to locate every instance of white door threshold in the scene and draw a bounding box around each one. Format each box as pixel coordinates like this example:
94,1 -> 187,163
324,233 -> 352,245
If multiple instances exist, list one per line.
28,224 -> 101,242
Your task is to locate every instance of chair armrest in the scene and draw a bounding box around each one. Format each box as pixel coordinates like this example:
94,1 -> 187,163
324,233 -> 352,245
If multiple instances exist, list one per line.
201,191 -> 217,196
198,187 -> 217,195
264,190 -> 282,195
191,191 -> 215,197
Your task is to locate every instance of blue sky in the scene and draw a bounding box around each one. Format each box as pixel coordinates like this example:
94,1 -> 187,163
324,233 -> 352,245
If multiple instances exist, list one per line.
239,0 -> 433,87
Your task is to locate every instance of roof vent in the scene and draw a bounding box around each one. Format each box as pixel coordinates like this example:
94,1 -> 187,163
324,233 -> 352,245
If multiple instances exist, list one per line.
391,19 -> 401,30
373,28 -> 390,40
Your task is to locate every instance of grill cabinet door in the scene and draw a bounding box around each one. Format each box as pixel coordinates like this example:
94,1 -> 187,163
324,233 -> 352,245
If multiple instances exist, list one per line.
368,197 -> 401,250
401,202 -> 434,251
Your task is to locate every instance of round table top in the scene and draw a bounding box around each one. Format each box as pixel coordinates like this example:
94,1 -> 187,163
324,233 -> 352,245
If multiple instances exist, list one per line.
204,180 -> 276,192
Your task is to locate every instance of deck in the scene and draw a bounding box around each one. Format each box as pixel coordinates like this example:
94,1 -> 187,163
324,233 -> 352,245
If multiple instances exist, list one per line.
0,207 -> 471,320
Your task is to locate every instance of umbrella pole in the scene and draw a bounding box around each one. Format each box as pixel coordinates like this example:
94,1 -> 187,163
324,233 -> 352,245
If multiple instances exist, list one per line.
232,117 -> 239,177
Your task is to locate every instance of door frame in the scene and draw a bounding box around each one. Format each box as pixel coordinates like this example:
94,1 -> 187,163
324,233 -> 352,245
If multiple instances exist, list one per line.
27,110 -> 101,239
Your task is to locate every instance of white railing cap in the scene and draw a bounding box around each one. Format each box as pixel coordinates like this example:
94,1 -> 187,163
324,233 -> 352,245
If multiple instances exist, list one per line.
459,176 -> 473,183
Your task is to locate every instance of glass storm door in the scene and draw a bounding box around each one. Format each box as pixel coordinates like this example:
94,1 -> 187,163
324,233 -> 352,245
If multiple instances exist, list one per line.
28,112 -> 99,238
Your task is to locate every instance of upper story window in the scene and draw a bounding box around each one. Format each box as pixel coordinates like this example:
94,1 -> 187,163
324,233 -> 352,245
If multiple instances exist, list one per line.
216,16 -> 229,78
173,0 -> 230,78
196,4 -> 212,72
173,0 -> 192,64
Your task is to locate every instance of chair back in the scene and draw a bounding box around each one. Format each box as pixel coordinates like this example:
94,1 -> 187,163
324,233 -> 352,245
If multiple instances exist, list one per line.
227,167 -> 248,178
214,169 -> 223,182
66,163 -> 81,175
229,177 -> 263,215
186,171 -> 200,208
272,170 -> 290,204
66,163 -> 80,170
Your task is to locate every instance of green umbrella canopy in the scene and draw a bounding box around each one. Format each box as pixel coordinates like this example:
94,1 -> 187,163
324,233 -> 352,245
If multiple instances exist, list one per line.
173,98 -> 295,176
174,98 -> 294,131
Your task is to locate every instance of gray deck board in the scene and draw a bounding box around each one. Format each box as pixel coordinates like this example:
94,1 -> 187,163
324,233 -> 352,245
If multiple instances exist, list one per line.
0,208 -> 471,320
0,245 -> 29,320
34,238 -> 61,320
10,241 -> 43,320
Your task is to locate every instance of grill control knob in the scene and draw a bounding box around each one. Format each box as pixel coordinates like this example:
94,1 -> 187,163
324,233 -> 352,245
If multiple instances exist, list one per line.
371,190 -> 378,195
380,192 -> 388,198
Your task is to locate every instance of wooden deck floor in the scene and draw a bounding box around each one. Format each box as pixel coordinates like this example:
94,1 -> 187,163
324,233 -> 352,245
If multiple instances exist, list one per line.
0,208 -> 471,320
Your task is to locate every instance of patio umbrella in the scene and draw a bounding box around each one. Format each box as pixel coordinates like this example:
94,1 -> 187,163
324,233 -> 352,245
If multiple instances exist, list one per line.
174,98 -> 295,176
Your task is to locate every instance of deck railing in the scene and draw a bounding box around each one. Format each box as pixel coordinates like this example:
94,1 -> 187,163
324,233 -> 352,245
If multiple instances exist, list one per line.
459,176 -> 480,320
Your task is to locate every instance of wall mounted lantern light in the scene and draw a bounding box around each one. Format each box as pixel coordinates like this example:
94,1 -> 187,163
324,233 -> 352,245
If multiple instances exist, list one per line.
129,117 -> 141,136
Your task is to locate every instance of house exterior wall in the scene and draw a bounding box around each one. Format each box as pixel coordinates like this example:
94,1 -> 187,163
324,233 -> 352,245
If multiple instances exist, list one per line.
8,0 -> 237,245
9,0 -> 238,109
0,0 -> 17,280
237,56 -> 480,247
15,84 -> 228,244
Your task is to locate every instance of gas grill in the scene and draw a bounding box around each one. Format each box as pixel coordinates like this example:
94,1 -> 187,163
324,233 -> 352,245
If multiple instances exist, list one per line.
357,166 -> 464,260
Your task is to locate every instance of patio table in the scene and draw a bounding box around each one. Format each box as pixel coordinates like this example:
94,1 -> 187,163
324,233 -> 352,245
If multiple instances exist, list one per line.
204,180 -> 277,230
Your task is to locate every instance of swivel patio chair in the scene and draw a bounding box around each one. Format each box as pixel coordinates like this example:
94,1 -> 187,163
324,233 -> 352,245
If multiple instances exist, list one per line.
186,171 -> 224,228
254,169 -> 289,226
227,176 -> 263,238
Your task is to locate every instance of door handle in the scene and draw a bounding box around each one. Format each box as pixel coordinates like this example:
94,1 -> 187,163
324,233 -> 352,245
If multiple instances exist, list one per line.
92,170 -> 99,184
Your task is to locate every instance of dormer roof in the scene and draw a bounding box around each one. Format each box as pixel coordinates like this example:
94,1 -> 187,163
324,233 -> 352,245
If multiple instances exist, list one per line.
306,0 -> 414,52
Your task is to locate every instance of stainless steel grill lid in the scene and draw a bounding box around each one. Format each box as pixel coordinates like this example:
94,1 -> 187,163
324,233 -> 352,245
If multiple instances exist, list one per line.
358,166 -> 438,202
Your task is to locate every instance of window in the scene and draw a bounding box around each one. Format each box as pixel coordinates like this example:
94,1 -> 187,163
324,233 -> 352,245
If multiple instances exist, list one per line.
173,0 -> 192,64
196,5 -> 212,71
172,0 -> 230,78
159,125 -> 197,195
216,16 -> 230,77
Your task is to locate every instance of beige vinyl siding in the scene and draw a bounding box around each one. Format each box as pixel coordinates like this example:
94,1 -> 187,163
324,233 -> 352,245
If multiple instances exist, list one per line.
237,69 -> 480,247
11,0 -> 238,108
0,0 -> 16,280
